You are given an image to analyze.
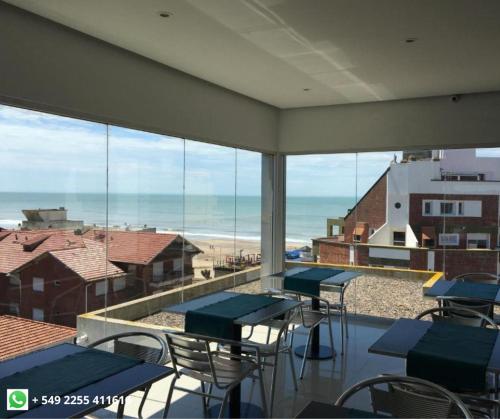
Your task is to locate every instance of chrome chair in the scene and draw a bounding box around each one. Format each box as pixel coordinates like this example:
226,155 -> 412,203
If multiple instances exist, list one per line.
336,375 -> 474,418
416,305 -> 498,329
300,284 -> 349,353
437,295 -> 495,325
240,305 -> 300,416
454,272 -> 500,285
164,331 -> 267,419
288,291 -> 336,379
88,331 -> 168,418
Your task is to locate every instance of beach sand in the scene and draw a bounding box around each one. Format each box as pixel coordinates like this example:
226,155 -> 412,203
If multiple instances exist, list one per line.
189,236 -> 305,266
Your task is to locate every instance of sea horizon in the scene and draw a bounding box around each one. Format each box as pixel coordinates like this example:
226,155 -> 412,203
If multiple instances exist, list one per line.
0,192 -> 355,244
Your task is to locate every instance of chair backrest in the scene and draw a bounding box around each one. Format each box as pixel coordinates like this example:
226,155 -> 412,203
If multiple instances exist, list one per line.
88,331 -> 168,364
336,375 -> 472,419
164,332 -> 214,381
454,272 -> 500,285
416,305 -> 497,329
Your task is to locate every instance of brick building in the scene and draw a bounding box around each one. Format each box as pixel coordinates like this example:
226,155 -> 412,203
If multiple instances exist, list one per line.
316,149 -> 500,279
0,229 -> 201,327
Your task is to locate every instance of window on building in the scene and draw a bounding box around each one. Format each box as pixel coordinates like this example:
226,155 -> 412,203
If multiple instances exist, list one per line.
353,234 -> 361,243
113,277 -> 126,292
467,233 -> 490,249
95,281 -> 107,296
33,277 -> 44,292
438,233 -> 460,246
32,308 -> 44,321
152,262 -> 163,280
173,258 -> 183,272
127,264 -> 137,275
440,202 -> 454,215
423,201 -> 432,215
458,202 -> 464,215
9,276 -> 20,286
9,303 -> 19,315
393,232 -> 406,246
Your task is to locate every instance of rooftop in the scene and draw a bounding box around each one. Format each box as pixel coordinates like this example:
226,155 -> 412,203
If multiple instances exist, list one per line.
0,315 -> 76,361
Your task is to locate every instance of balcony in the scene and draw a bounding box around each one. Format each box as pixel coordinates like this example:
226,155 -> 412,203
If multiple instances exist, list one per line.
75,263 -> 445,418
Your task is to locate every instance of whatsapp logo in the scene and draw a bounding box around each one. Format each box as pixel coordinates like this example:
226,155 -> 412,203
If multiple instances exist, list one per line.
7,389 -> 29,411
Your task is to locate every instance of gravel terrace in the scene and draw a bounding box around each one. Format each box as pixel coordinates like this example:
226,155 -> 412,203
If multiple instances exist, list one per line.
139,275 -> 435,328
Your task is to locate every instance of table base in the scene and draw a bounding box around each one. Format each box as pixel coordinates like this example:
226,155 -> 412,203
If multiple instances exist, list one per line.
294,344 -> 335,360
207,402 -> 264,418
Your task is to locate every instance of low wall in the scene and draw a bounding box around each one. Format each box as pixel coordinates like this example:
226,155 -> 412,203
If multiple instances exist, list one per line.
77,267 -> 261,344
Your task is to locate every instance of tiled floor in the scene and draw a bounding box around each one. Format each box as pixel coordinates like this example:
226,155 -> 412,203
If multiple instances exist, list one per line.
93,316 -> 404,418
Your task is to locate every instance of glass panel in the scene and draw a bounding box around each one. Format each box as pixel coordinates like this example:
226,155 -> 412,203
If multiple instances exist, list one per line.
106,126 -> 185,325
234,149 -> 262,294
439,147 -> 500,282
184,140 -> 237,287
0,104 -> 106,356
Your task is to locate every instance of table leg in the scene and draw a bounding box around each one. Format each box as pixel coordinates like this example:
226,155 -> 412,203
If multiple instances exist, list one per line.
229,325 -> 242,418
209,325 -> 263,418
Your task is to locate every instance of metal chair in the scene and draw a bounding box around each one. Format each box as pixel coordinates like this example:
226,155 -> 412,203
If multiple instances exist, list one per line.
240,305 -> 300,416
454,272 -> 500,285
88,331 -> 168,418
164,331 -> 268,419
288,291 -> 336,379
300,284 -> 349,354
416,305 -> 498,329
438,295 -> 495,324
335,375 -> 474,418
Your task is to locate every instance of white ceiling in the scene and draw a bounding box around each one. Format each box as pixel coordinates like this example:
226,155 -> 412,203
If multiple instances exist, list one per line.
6,0 -> 500,108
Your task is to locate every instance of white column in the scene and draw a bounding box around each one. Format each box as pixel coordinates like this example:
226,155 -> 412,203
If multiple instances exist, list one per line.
261,153 -> 286,275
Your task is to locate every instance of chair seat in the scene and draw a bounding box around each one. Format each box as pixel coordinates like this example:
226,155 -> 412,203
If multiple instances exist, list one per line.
180,355 -> 256,387
240,339 -> 290,357
301,310 -> 328,327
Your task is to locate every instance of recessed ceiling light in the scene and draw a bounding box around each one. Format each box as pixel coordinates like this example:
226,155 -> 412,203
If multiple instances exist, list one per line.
303,88 -> 311,92
158,11 -> 173,18
405,37 -> 418,44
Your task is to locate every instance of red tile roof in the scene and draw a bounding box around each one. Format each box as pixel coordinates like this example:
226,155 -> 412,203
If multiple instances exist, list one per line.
0,230 -> 85,274
83,230 -> 185,265
0,315 -> 76,361
50,239 -> 125,281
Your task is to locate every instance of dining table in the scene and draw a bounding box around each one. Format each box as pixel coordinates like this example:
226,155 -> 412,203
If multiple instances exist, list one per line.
0,343 -> 173,418
163,290 -> 302,418
424,279 -> 500,304
264,266 -> 361,360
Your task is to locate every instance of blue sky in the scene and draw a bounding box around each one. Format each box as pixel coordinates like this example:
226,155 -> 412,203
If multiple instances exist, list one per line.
1,104 -> 499,197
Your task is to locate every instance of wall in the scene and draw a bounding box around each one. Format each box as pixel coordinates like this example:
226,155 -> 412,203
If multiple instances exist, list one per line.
0,2 -> 278,153
279,91 -> 500,154
344,173 -> 387,242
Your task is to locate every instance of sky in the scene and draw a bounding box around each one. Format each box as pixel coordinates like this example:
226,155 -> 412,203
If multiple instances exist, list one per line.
1,104 -> 499,197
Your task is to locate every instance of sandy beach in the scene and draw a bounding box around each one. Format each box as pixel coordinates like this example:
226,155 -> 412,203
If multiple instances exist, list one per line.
189,236 -> 306,266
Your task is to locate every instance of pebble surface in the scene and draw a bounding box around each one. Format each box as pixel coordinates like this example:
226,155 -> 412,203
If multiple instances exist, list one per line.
139,275 -> 436,328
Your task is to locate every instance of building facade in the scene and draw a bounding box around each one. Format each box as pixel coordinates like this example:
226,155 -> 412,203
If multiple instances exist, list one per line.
0,229 -> 201,327
316,149 -> 500,279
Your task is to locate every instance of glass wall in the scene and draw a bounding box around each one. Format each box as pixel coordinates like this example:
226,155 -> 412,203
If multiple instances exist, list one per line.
286,148 -> 500,318
0,104 -> 263,341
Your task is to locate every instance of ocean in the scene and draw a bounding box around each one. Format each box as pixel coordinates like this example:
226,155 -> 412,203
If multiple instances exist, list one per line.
0,192 -> 355,244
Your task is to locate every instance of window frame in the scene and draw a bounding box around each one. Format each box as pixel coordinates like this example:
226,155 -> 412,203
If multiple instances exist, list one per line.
32,277 -> 44,292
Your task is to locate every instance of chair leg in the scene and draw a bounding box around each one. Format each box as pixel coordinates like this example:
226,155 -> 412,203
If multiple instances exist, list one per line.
257,365 -> 269,418
266,326 -> 272,344
269,359 -> 278,417
340,309 -> 345,355
218,390 -> 230,419
163,376 -> 177,419
327,317 -> 336,365
344,306 -> 349,338
300,329 -> 313,379
288,348 -> 298,391
138,385 -> 151,418
117,399 -> 125,418
201,382 -> 208,416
